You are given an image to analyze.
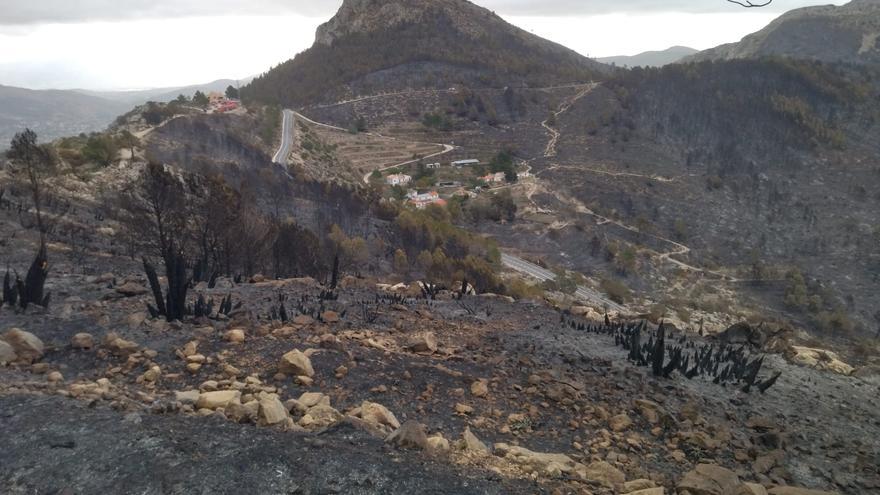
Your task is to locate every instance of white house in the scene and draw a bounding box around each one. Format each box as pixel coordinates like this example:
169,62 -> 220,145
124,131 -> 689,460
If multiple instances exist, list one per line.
406,190 -> 446,209
425,163 -> 442,169
452,159 -> 480,167
386,174 -> 412,186
481,172 -> 506,184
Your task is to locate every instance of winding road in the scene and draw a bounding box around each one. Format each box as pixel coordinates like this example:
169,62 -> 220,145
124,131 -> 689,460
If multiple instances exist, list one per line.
501,253 -> 627,313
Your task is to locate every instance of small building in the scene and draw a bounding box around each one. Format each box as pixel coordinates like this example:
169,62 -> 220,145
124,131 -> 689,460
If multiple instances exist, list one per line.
517,171 -> 532,179
452,159 -> 480,167
480,172 -> 506,184
407,190 -> 444,209
436,181 -> 461,188
425,163 -> 442,169
386,174 -> 412,186
208,92 -> 225,105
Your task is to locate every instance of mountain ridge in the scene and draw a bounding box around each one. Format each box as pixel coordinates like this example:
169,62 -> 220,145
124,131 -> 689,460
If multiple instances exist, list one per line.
685,0 -> 880,65
598,46 -> 698,68
243,0 -> 609,106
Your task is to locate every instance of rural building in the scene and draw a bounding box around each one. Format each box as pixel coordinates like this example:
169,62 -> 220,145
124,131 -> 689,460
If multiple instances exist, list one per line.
407,190 -> 445,209
386,174 -> 413,186
452,159 -> 480,167
481,172 -> 506,184
517,171 -> 532,179
425,163 -> 442,169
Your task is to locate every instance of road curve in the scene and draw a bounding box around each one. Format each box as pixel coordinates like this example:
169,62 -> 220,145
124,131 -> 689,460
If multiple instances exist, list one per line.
501,253 -> 627,314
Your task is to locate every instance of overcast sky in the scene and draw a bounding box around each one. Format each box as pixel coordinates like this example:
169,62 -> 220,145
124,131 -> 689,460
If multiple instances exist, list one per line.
0,0 -> 848,91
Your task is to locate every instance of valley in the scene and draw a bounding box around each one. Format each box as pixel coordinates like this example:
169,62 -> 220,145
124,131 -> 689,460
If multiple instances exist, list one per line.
1,0 -> 879,494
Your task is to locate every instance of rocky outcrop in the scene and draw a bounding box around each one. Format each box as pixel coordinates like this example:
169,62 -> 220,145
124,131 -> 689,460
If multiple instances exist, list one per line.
1,329 -> 44,363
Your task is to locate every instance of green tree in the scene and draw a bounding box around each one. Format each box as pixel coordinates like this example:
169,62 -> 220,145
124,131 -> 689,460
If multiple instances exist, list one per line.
82,134 -> 119,167
225,85 -> 240,100
192,91 -> 210,107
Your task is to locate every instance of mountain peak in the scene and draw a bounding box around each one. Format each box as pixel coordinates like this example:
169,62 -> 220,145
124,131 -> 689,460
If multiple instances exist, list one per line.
245,0 -> 608,106
315,0 -> 497,47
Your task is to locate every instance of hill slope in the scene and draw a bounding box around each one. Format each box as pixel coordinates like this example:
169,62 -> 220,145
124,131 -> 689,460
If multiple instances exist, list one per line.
0,85 -> 130,148
686,0 -> 880,65
243,0 -> 608,106
598,46 -> 698,68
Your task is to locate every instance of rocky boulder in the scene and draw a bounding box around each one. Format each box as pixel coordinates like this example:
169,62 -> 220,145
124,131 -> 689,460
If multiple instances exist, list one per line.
767,488 -> 840,495
408,332 -> 438,353
258,394 -> 290,426
460,427 -> 490,455
677,464 -> 753,495
0,340 -> 16,365
116,282 -> 149,297
1,329 -> 44,363
385,421 -> 430,450
102,333 -> 139,357
196,390 -> 241,410
787,347 -> 854,375
350,401 -> 400,431
279,349 -> 315,377
71,333 -> 95,350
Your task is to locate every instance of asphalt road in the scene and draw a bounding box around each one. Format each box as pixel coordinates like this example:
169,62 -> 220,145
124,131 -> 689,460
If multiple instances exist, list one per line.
272,109 -> 295,165
501,253 -> 627,313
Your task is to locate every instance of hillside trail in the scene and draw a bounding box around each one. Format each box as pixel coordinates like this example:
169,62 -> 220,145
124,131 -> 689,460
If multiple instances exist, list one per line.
542,83 -> 597,158
539,164 -> 676,183
531,85 -> 742,281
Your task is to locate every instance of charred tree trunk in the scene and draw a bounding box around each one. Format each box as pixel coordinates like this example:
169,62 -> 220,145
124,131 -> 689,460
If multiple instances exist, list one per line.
143,258 -> 167,317
652,322 -> 666,377
163,248 -> 189,322
330,254 -> 340,290
19,242 -> 50,309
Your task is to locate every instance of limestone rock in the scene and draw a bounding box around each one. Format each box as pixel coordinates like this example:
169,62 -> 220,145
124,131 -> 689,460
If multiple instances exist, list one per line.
677,464 -> 752,495
299,405 -> 343,428
427,434 -> 450,452
116,282 -> 148,297
1,329 -> 44,362
408,332 -> 438,353
225,329 -> 246,343
455,403 -> 475,415
471,379 -> 489,397
610,413 -> 633,432
744,483 -> 768,495
321,311 -> 340,323
461,427 -> 489,455
494,443 -> 584,478
175,390 -> 200,405
352,401 -> 401,430
787,346 -> 854,375
102,333 -> 139,357
298,392 -> 330,409
385,420 -> 430,450
627,489 -> 665,495
767,488 -> 840,495
196,390 -> 241,410
227,400 -> 260,423
47,371 -> 64,382
0,340 -> 15,365
258,394 -> 290,425
582,461 -> 626,491
626,479 -> 659,492
279,349 -> 314,377
71,333 -> 95,350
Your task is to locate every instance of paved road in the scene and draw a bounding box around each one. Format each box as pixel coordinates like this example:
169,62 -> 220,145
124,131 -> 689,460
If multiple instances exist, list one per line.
501,253 -> 627,314
272,109 -> 296,165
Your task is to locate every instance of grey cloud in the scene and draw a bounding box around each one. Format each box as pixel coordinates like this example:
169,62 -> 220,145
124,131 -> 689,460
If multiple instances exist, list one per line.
0,0 -> 844,25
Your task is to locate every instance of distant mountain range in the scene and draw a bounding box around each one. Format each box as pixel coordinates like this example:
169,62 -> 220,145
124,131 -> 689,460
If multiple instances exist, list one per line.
597,46 -> 698,68
75,78 -> 253,106
0,78 -> 251,148
685,0 -> 880,65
